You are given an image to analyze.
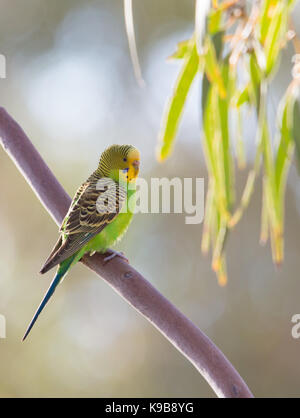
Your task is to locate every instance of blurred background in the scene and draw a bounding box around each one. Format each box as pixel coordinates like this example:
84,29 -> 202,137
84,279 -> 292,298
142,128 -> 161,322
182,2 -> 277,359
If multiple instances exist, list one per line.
0,0 -> 300,398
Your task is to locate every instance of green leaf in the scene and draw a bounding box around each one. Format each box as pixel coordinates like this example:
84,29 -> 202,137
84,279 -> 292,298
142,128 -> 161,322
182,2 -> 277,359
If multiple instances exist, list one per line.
201,31 -> 224,113
259,0 -> 275,45
168,39 -> 194,60
201,179 -> 215,254
292,100 -> 300,173
236,85 -> 250,107
264,2 -> 286,75
249,53 -> 261,110
203,35 -> 226,99
275,97 -> 293,193
218,60 -> 234,209
157,42 -> 199,161
203,84 -> 228,218
208,8 -> 223,35
235,107 -> 246,169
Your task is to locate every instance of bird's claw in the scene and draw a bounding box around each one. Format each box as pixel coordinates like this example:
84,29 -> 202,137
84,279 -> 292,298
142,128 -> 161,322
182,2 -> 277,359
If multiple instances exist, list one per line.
103,250 -> 129,264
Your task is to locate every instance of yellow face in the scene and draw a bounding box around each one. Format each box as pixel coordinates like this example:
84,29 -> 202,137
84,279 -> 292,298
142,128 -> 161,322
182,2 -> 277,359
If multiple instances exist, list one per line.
125,148 -> 140,182
117,147 -> 140,183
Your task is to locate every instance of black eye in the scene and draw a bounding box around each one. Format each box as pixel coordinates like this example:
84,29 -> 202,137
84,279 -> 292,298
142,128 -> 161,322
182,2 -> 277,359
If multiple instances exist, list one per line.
123,158 -> 127,162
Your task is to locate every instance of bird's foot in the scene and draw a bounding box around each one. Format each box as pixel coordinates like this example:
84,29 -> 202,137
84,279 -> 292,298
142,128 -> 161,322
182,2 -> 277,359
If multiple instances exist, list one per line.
103,249 -> 129,264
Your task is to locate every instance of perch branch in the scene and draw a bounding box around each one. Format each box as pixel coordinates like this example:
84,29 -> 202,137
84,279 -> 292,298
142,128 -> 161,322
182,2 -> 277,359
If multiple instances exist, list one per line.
0,107 -> 253,398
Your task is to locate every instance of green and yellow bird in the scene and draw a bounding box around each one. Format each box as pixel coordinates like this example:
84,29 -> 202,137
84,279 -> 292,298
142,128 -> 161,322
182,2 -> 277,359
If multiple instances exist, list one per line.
23,144 -> 140,341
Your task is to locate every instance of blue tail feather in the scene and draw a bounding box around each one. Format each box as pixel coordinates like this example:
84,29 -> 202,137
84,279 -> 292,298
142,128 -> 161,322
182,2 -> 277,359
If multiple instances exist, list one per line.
22,255 -> 76,341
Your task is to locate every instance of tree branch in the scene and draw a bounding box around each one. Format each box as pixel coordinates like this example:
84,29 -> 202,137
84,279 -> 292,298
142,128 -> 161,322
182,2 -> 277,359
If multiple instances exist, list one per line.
0,107 -> 253,398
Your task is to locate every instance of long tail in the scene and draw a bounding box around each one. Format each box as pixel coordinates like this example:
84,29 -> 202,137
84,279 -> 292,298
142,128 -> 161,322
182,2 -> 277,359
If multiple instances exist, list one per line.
22,255 -> 76,341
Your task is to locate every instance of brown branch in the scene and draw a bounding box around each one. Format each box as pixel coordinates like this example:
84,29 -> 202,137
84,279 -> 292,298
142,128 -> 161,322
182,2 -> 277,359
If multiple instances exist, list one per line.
0,107 -> 253,398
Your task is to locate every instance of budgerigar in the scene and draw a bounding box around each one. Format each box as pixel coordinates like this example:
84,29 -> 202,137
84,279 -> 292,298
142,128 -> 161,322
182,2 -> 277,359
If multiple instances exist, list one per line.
23,144 -> 140,341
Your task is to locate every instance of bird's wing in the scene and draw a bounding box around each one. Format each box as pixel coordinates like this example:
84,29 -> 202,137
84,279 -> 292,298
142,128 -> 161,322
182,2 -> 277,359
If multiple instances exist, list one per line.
40,177 -> 126,273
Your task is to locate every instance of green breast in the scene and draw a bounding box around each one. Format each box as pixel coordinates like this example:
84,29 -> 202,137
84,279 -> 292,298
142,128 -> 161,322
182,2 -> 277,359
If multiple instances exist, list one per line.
84,186 -> 136,254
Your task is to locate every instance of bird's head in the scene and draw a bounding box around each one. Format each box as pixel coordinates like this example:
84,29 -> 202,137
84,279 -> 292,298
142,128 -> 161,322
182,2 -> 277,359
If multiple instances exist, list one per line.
98,144 -> 140,183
